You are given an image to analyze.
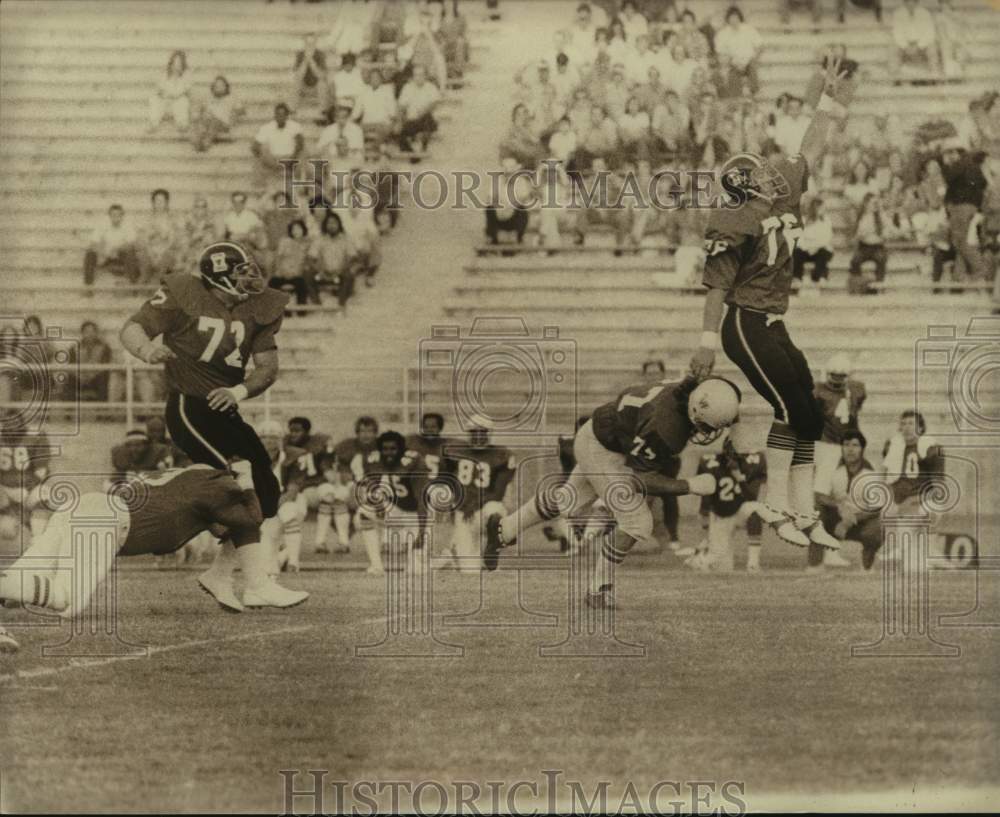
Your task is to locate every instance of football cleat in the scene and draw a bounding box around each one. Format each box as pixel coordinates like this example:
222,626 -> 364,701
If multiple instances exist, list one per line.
585,585 -> 617,610
0,625 -> 19,654
243,580 -> 309,609
198,241 -> 266,301
720,152 -> 791,203
795,512 -> 841,551
688,378 -> 742,445
755,503 -> 811,547
483,513 -> 507,572
197,572 -> 244,613
823,549 -> 851,567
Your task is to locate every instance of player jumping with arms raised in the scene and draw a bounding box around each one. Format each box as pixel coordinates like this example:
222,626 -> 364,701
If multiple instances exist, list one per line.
689,59 -> 852,553
119,241 -> 304,607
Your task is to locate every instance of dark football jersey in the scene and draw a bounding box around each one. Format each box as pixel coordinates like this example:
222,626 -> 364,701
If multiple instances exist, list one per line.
405,434 -> 459,480
882,438 -> 945,504
282,433 -> 331,488
814,379 -> 867,444
448,445 -> 517,515
109,442 -> 172,481
558,434 -> 576,475
0,430 -> 53,495
698,449 -> 766,518
273,444 -> 309,493
590,380 -> 693,473
118,465 -> 247,556
130,273 -> 288,398
333,436 -> 377,481
356,450 -> 426,514
702,155 -> 808,315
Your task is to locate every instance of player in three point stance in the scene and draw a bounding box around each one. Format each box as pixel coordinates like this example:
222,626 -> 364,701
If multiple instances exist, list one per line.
0,464 -> 309,618
485,377 -> 740,609
689,58 -> 852,554
691,433 -> 766,573
119,241 -> 301,607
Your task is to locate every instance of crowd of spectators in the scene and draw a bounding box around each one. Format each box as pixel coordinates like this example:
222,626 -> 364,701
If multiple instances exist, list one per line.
486,0 -> 997,297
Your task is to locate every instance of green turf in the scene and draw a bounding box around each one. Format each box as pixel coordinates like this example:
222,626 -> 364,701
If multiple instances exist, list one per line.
1,545 -> 997,813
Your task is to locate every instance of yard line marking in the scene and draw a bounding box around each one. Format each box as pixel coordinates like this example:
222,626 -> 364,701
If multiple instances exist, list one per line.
0,614 -> 388,685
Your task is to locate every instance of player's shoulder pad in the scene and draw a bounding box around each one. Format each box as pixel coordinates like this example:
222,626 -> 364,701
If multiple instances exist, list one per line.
160,272 -> 203,312
247,287 -> 288,324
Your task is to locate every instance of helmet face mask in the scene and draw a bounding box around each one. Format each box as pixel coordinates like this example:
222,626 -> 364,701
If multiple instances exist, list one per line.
721,153 -> 790,203
234,260 -> 266,298
687,378 -> 741,446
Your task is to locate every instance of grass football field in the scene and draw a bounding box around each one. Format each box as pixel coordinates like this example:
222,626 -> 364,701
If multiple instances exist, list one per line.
1,529 -> 998,813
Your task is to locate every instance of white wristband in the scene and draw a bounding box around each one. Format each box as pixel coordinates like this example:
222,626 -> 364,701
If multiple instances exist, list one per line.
817,94 -> 847,118
230,385 -> 249,402
699,331 -> 718,350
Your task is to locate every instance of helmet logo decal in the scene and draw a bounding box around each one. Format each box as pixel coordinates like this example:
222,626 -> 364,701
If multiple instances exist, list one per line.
210,252 -> 229,273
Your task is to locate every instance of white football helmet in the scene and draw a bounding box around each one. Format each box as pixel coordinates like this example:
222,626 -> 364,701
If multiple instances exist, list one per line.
826,353 -> 852,388
688,378 -> 741,445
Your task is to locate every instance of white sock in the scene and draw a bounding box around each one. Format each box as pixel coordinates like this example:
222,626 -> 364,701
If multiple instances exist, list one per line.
765,446 -> 794,510
334,512 -> 351,548
789,463 -> 816,517
204,539 -> 238,579
260,517 -> 282,574
362,528 -> 384,571
0,568 -> 56,608
283,532 -> 302,569
235,540 -> 273,590
747,543 -> 761,569
314,511 -> 332,548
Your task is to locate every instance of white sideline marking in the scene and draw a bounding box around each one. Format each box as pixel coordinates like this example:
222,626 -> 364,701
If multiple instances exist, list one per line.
0,614 -> 394,685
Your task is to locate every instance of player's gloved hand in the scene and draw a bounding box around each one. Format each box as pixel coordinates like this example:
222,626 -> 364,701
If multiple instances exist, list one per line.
141,342 -> 176,364
686,473 -> 717,496
207,386 -> 243,412
689,347 -> 715,379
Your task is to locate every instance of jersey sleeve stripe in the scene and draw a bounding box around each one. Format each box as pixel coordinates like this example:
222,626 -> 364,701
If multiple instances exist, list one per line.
178,394 -> 228,467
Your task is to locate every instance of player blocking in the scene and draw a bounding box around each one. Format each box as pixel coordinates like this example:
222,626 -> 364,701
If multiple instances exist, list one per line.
486,376 -> 740,608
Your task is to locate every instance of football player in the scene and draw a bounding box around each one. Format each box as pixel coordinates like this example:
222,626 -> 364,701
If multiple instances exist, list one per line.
0,415 -> 55,539
447,422 -> 517,572
812,353 -> 866,568
882,410 -> 944,509
108,428 -> 171,487
354,431 -> 428,575
542,414 -> 591,553
314,458 -> 356,555
486,377 -> 738,608
119,241 -> 286,529
0,464 -> 309,617
257,420 -> 309,573
689,58 -> 852,553
691,434 -> 766,573
284,416 -> 331,506
405,412 -> 456,482
319,415 -> 379,554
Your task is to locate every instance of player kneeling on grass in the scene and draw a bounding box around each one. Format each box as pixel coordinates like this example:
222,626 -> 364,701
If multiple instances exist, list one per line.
354,431 -> 429,575
485,376 -> 740,608
689,433 -> 766,573
0,464 -> 309,618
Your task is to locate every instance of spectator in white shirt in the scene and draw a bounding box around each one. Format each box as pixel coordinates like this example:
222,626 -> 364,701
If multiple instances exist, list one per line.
793,198 -> 835,284
889,0 -> 941,75
551,53 -> 580,108
620,0 -> 648,41
148,50 -> 193,132
331,53 -> 367,114
293,33 -> 332,114
223,192 -> 267,254
356,68 -> 398,143
625,34 -> 657,86
398,65 -> 441,154
548,116 -> 578,163
316,102 -> 366,180
771,95 -> 810,157
714,6 -> 763,96
84,204 -> 140,286
252,103 -> 305,194
666,43 -> 698,98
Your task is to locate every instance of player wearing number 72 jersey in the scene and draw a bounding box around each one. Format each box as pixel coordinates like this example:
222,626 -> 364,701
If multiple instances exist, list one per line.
689,58 -> 853,554
120,242 -> 286,521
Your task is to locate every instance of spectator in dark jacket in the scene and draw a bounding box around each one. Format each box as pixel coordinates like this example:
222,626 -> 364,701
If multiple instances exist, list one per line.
75,321 -> 112,402
940,143 -> 989,281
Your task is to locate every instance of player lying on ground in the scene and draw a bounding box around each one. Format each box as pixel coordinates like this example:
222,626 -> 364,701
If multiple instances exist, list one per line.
0,465 -> 309,617
485,376 -> 740,608
689,58 -> 853,553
